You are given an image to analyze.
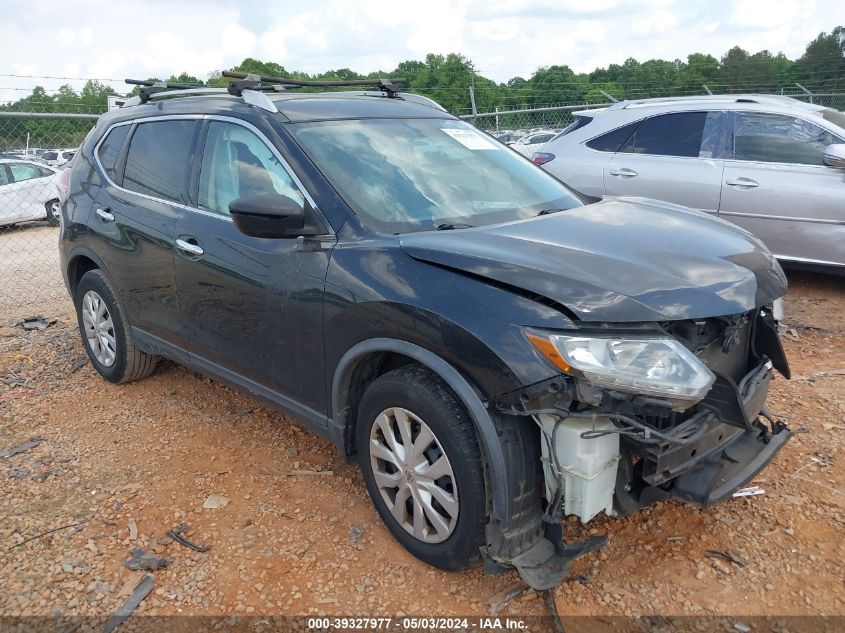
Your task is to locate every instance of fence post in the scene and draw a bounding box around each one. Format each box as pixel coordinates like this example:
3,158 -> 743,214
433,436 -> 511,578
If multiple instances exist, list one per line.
495,106 -> 499,131
468,85 -> 477,120
703,85 -> 713,95
795,83 -> 813,103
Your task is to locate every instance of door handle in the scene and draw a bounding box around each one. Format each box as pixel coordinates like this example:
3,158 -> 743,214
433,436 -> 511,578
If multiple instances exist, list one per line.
175,238 -> 204,257
95,208 -> 115,222
609,168 -> 638,178
725,177 -> 759,189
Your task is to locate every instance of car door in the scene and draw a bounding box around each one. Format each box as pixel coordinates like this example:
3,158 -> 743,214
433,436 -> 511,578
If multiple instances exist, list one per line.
174,118 -> 335,417
603,111 -> 727,213
719,111 -> 845,267
91,118 -> 199,351
5,162 -> 51,221
0,164 -> 19,224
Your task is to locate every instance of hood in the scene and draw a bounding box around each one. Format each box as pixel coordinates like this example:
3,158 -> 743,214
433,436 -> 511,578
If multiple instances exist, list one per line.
399,197 -> 787,322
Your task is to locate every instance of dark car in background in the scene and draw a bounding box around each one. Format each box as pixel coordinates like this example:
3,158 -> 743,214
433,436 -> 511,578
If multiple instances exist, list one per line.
58,77 -> 792,589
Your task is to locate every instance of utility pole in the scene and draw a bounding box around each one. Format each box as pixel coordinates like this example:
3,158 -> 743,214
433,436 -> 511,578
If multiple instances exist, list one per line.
468,85 -> 477,120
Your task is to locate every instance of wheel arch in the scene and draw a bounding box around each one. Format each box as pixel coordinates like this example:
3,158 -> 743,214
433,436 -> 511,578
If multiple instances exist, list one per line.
330,337 -> 513,527
65,247 -> 109,298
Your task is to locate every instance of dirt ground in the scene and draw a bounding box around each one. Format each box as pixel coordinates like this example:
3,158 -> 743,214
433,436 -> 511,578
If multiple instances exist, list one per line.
0,271 -> 843,628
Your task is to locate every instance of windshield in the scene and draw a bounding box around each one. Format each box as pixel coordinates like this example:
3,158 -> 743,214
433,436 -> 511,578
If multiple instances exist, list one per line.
292,118 -> 583,233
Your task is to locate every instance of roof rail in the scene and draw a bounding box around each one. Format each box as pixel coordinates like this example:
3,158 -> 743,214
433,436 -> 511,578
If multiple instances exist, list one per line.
607,93 -> 811,111
221,70 -> 408,97
123,78 -> 279,113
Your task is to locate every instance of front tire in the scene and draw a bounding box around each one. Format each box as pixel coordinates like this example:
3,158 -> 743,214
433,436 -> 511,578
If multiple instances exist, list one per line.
356,364 -> 486,571
75,270 -> 157,383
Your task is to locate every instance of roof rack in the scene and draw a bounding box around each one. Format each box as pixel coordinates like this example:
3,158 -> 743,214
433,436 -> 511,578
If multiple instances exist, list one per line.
221,70 -> 408,97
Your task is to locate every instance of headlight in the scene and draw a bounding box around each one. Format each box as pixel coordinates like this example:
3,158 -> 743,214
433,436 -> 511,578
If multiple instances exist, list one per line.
527,332 -> 715,404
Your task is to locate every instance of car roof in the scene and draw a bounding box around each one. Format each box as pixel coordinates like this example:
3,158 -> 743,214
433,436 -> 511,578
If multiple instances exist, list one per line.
573,94 -> 828,118
0,158 -> 53,166
110,88 -> 452,124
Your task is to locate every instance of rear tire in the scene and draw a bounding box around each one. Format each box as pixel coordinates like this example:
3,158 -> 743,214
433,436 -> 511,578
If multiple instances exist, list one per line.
45,199 -> 60,225
356,364 -> 486,571
75,270 -> 157,384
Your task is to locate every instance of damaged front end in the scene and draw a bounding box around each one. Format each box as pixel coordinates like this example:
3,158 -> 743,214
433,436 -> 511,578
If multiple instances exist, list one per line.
491,302 -> 790,584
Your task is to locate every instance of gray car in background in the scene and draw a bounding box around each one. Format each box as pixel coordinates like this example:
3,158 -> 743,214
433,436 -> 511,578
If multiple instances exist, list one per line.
536,95 -> 845,271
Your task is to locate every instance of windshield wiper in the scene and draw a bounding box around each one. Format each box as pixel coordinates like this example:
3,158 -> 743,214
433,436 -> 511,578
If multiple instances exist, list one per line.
435,223 -> 474,230
536,208 -> 567,216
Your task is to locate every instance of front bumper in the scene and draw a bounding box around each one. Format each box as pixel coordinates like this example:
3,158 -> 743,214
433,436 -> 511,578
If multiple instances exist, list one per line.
671,419 -> 790,507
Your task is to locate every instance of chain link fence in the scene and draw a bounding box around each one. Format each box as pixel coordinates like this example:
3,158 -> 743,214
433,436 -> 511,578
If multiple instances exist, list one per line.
0,112 -> 98,320
461,92 -> 845,138
0,91 -> 843,322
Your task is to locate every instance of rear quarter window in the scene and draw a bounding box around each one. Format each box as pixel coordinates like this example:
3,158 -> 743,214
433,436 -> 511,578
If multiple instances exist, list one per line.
585,121 -> 640,152
97,124 -> 131,183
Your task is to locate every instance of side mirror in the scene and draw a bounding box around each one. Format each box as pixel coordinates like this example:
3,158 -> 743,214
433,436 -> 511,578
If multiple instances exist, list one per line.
229,194 -> 306,238
823,143 -> 845,169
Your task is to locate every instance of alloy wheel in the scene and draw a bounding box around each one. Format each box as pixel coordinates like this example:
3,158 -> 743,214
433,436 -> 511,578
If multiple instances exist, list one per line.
81,290 -> 117,367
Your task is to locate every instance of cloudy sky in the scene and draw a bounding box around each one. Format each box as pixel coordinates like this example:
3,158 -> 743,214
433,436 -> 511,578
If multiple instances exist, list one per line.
1,0 -> 843,103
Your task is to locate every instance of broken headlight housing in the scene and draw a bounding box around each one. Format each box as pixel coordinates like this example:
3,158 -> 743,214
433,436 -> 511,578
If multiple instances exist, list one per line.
527,332 -> 716,406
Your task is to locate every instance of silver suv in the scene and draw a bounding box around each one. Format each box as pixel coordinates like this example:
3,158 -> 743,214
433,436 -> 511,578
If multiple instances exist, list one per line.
536,95 -> 845,271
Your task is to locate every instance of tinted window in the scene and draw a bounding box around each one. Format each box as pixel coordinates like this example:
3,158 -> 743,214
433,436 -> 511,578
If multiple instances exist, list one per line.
42,151 -> 58,161
9,163 -> 44,182
97,125 -> 131,182
198,122 -> 304,216
619,112 -> 708,157
528,134 -> 554,144
0,166 -> 9,186
733,112 -> 843,165
586,121 -> 640,152
123,121 -> 196,202
555,116 -> 593,140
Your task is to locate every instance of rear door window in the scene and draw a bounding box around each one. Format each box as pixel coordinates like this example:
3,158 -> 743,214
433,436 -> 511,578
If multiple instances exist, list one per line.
123,120 -> 197,203
586,121 -> 640,152
9,163 -> 44,182
97,124 -> 131,183
619,112 -> 709,157
732,112 -> 843,165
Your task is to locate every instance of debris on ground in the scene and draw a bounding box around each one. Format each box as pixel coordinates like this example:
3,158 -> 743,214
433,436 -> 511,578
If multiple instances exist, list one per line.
165,522 -> 211,553
732,485 -> 765,498
202,494 -> 230,509
347,525 -> 364,545
9,520 -> 88,550
289,469 -> 333,477
0,437 -> 44,459
488,582 -> 529,613
18,315 -> 56,331
103,574 -> 154,633
124,548 -> 172,571
705,550 -> 748,567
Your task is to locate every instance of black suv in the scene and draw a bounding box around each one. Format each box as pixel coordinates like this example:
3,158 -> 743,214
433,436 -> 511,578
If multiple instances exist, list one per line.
59,75 -> 791,589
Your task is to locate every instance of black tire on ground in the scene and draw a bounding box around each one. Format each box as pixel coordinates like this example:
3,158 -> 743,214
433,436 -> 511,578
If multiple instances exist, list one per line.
356,364 -> 487,571
44,199 -> 60,225
75,269 -> 157,384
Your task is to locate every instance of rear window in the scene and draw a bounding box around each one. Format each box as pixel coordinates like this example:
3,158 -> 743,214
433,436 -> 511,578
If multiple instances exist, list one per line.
97,125 -> 131,182
821,108 -> 845,131
123,121 -> 197,203
619,112 -> 708,157
41,151 -> 58,161
586,121 -> 640,152
554,115 -> 593,140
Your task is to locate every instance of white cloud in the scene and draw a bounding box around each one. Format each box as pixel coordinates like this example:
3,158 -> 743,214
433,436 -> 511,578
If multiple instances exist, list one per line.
0,0 -> 841,105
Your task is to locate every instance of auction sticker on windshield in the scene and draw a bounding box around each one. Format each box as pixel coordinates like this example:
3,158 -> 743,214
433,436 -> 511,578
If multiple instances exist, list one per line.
441,126 -> 500,150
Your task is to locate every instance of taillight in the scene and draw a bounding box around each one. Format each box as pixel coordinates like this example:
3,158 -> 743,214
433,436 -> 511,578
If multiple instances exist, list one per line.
57,167 -> 71,203
532,152 -> 555,166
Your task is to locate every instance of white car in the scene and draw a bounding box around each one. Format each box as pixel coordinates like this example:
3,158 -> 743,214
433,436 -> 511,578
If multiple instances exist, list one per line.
536,94 -> 845,271
41,149 -> 78,167
510,130 -> 557,157
0,159 -> 61,227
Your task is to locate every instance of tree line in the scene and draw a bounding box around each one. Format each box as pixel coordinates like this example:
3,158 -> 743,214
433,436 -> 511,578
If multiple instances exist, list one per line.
2,26 -> 843,127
